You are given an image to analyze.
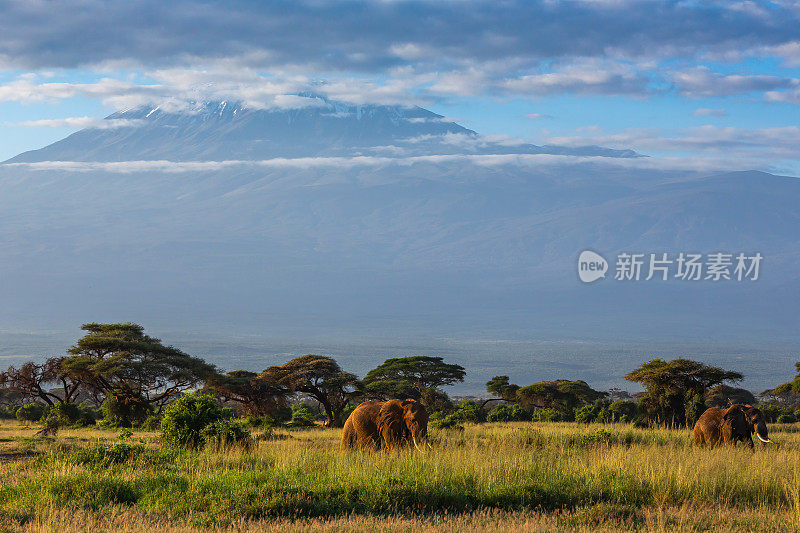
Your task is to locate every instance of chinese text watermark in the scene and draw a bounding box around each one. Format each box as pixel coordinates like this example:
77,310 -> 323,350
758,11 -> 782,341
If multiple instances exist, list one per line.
578,251 -> 762,283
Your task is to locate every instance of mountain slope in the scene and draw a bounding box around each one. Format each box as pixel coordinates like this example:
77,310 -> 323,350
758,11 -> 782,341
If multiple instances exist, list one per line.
0,102 -> 797,391
6,99 -> 638,162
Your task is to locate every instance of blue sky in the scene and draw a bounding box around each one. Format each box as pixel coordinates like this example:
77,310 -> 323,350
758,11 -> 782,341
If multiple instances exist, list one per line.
1,0 -> 800,173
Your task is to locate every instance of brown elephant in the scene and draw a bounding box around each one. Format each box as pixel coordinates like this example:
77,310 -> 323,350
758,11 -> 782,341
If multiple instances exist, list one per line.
693,404 -> 773,449
341,399 -> 429,452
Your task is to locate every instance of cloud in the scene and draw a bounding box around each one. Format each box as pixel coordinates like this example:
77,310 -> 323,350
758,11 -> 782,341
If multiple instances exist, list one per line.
4,151 -> 786,175
692,108 -> 726,117
525,113 -> 553,120
0,1 -> 798,73
546,125 -> 800,161
12,117 -> 144,129
671,66 -> 797,97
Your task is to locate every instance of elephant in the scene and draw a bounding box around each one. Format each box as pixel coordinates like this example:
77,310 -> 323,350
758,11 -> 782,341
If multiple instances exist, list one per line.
693,404 -> 773,449
341,399 -> 429,452
741,404 -> 773,445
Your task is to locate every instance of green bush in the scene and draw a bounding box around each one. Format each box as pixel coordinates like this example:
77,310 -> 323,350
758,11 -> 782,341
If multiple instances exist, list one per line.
42,402 -> 94,427
286,404 -> 316,427
575,404 -> 598,424
778,413 -> 797,424
15,403 -> 45,422
532,408 -> 562,422
245,414 -> 280,428
100,393 -> 150,428
200,419 -> 251,448
139,414 -> 162,431
160,392 -> 227,448
486,404 -> 530,422
454,400 -> 485,423
428,410 -> 464,429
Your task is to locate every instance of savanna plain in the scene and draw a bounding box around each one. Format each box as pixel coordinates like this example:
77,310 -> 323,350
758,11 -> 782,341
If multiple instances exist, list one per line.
1,420 -> 799,532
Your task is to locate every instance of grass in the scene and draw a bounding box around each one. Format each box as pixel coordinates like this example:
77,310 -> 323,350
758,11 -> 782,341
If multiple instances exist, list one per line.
1,420 -> 799,531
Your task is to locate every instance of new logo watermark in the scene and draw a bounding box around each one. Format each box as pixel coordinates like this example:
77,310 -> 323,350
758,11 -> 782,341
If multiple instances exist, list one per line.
578,251 -> 762,283
578,250 -> 608,283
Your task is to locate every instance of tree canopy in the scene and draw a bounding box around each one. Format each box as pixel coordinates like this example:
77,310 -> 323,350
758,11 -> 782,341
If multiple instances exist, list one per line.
262,355 -> 360,427
625,358 -> 743,426
205,370 -> 288,416
60,323 -> 216,423
363,356 -> 466,404
485,375 -> 520,402
516,380 -> 605,415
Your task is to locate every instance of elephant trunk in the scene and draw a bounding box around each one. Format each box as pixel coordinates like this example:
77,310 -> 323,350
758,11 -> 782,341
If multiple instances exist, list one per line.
755,420 -> 773,444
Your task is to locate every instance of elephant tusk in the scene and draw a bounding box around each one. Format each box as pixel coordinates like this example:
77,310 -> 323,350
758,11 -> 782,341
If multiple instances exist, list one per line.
756,433 -> 774,444
412,434 -> 425,453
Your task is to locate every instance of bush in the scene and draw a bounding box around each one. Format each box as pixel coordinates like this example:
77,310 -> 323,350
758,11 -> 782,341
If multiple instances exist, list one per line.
139,414 -> 162,431
42,402 -> 95,427
100,393 -> 150,428
486,404 -> 530,422
160,392 -> 227,448
778,413 -> 797,424
245,414 -> 280,428
200,419 -> 251,448
575,404 -> 599,424
429,410 -> 464,429
454,400 -> 485,423
532,408 -> 562,422
286,404 -> 316,427
15,403 -> 45,422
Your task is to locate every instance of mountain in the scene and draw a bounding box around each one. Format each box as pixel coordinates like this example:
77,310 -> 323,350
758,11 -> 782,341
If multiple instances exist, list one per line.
0,100 -> 798,392
7,99 -> 638,162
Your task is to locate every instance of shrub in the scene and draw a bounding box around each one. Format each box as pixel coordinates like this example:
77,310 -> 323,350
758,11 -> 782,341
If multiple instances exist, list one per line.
778,413 -> 797,424
42,402 -> 88,427
575,404 -> 599,424
454,400 -> 485,423
486,404 -> 530,422
100,393 -> 150,428
160,392 -> 226,448
532,408 -> 562,422
15,403 -> 45,422
200,419 -> 251,448
245,414 -> 280,428
139,414 -> 162,431
286,404 -> 316,427
429,410 -> 463,429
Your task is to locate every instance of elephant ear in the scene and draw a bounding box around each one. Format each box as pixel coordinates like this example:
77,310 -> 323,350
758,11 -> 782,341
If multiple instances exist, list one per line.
377,401 -> 404,436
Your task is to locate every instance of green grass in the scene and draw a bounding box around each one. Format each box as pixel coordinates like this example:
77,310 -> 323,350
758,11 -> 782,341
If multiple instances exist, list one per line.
1,420 -> 799,531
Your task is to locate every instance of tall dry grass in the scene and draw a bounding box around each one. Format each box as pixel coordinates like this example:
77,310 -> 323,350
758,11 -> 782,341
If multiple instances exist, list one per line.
1,420 -> 798,531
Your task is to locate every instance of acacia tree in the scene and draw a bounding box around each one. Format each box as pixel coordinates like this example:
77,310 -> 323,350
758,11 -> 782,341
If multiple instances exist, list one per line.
625,358 -> 743,427
61,323 -> 216,425
483,375 -> 520,408
0,357 -> 82,406
516,380 -> 605,418
262,355 -> 360,427
363,356 -> 466,407
205,370 -> 288,416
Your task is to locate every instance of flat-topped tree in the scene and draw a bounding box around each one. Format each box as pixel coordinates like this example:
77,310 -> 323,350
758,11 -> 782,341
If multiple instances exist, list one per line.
61,323 -> 216,425
205,370 -> 288,416
625,358 -> 743,427
363,356 -> 466,407
261,355 -> 360,428
516,380 -> 605,416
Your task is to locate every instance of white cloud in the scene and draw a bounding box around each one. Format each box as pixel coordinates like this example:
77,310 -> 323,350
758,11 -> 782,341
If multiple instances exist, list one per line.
2,151 -> 776,175
692,108 -> 726,117
12,117 -> 144,129
671,66 -> 796,97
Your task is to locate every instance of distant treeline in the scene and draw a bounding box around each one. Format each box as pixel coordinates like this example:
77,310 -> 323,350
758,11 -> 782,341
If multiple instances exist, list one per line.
1,323 -> 799,430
